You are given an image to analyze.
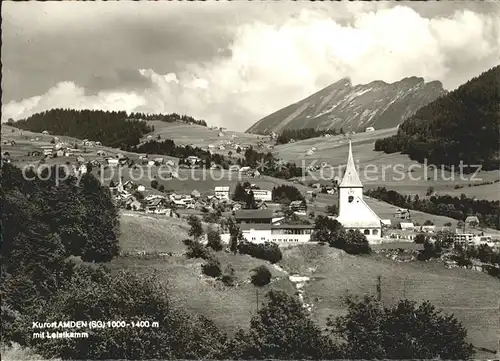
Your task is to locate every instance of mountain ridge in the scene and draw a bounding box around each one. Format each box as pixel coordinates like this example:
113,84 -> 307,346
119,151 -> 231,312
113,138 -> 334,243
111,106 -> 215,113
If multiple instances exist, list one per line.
246,76 -> 447,134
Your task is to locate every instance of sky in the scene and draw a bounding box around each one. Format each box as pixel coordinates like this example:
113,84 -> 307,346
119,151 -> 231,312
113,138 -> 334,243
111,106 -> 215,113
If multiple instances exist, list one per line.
2,1 -> 499,130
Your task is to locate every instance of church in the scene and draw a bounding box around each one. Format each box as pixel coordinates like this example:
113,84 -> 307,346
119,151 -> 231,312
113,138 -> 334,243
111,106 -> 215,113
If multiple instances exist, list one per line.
335,141 -> 382,243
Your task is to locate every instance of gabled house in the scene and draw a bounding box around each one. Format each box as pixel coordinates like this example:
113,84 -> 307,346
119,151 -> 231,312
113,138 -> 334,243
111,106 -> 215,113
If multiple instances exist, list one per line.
289,200 -> 307,213
214,186 -> 230,200
107,158 -> 119,167
191,190 -> 201,198
465,216 -> 480,227
124,196 -> 142,211
145,198 -> 170,214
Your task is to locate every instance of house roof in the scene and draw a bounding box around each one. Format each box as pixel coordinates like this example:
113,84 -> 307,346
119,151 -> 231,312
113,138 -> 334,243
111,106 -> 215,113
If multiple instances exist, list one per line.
234,209 -> 273,219
215,186 -> 230,191
240,223 -> 272,231
271,224 -> 314,229
339,141 -> 363,188
465,216 -> 479,223
289,200 -> 305,207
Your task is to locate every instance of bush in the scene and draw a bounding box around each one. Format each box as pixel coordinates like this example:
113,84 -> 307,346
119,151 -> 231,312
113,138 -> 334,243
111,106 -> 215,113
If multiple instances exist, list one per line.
151,180 -> 159,189
250,265 -> 272,287
221,264 -> 236,286
238,241 -> 282,264
206,230 -> 223,251
183,239 -> 210,259
201,257 -> 222,278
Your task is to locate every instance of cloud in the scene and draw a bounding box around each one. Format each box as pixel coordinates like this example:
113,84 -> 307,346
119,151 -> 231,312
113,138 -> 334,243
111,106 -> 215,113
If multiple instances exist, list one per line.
2,5 -> 499,130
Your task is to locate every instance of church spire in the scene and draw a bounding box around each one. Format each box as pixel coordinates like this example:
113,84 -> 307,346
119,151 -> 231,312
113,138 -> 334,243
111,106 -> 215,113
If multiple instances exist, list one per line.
339,140 -> 363,188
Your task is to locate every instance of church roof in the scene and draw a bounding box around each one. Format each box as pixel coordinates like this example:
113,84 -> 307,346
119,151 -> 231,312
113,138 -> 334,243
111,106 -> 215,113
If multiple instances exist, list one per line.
336,197 -> 381,228
339,141 -> 363,188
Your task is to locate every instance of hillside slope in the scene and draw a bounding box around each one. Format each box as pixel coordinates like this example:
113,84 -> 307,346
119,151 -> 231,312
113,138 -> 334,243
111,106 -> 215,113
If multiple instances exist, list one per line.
375,65 -> 500,170
247,77 -> 446,134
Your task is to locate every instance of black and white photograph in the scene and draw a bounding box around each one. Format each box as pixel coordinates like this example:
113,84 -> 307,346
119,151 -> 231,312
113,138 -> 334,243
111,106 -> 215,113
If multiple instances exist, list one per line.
1,0 -> 499,359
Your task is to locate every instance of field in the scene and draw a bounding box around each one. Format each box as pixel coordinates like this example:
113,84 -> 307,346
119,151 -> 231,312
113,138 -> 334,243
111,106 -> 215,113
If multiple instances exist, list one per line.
281,244 -> 500,354
115,212 -> 500,356
114,212 -> 295,334
275,128 -> 500,201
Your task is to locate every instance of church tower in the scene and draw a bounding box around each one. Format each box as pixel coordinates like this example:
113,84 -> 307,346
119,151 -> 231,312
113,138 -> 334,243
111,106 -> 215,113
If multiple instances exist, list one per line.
338,141 -> 363,215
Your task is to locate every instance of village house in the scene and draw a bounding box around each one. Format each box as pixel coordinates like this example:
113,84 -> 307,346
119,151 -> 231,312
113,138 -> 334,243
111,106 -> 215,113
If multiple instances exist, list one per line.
78,164 -> 88,176
365,127 -> 375,132
41,146 -> 54,157
214,186 -> 230,200
137,185 -> 146,192
395,208 -> 411,220
191,190 -> 201,198
222,209 -> 315,244
107,158 -> 119,167
465,216 -> 480,227
76,156 -> 85,163
252,189 -> 272,202
124,196 -> 142,211
399,222 -> 415,231
289,200 -> 307,213
145,198 -> 170,214
28,150 -> 42,157
154,157 -> 165,165
42,130 -> 49,135
97,150 -> 106,156
186,155 -> 201,165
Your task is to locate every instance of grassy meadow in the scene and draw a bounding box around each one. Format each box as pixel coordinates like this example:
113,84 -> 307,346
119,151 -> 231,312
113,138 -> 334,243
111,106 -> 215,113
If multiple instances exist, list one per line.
115,212 -> 500,355
275,129 -> 500,201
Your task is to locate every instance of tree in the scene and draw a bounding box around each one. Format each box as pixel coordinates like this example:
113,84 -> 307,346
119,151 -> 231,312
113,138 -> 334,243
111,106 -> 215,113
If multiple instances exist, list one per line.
187,215 -> 204,241
423,220 -> 434,225
312,216 -> 347,249
201,256 -> 222,278
414,233 -> 427,244
206,230 -> 223,251
183,239 -> 210,259
151,179 -> 159,189
327,295 -> 474,359
27,266 -> 228,359
228,290 -> 339,359
227,218 -> 243,254
158,184 -> 165,192
344,230 -> 371,255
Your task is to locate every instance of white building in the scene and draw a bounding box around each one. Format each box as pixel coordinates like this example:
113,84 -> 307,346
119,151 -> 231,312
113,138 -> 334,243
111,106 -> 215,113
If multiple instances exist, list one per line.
335,141 -> 382,243
365,127 -> 375,132
252,189 -> 272,202
214,186 -> 230,200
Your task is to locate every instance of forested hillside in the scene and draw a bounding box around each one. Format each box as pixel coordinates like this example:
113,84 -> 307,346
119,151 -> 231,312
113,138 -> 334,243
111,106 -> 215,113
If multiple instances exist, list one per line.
375,66 -> 500,171
276,128 -> 342,144
13,109 -> 153,149
128,112 -> 207,127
